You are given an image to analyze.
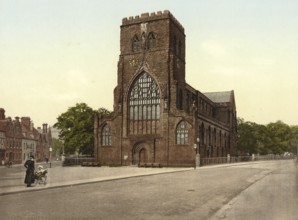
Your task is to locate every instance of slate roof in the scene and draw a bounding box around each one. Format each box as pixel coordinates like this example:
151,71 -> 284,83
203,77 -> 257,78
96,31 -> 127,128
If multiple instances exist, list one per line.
203,91 -> 233,103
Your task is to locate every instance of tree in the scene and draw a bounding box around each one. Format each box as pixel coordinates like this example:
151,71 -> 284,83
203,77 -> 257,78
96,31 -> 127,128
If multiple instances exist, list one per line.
289,125 -> 298,155
237,118 -> 295,155
237,118 -> 258,154
52,138 -> 64,156
54,103 -> 110,156
267,121 -> 291,154
254,124 -> 271,155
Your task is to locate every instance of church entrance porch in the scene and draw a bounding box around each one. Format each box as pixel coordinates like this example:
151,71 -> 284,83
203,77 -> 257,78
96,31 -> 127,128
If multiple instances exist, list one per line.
132,142 -> 151,166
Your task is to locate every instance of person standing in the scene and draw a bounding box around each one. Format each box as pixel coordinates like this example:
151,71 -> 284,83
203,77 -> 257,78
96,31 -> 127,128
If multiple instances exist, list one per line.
24,155 -> 35,187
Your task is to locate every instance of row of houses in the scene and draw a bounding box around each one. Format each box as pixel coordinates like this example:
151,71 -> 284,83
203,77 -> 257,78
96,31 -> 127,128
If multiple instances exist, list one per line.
0,108 -> 52,165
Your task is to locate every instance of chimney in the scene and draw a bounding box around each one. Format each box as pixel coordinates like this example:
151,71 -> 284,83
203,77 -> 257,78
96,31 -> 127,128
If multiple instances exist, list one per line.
0,108 -> 5,120
42,123 -> 48,133
21,117 -> 31,128
30,121 -> 34,131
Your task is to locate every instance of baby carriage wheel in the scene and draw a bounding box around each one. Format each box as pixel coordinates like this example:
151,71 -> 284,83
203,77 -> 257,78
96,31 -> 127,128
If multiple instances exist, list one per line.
43,176 -> 47,185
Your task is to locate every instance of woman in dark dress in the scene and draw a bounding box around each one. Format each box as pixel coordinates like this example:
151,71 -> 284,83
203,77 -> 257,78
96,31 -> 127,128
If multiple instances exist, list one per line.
24,155 -> 35,187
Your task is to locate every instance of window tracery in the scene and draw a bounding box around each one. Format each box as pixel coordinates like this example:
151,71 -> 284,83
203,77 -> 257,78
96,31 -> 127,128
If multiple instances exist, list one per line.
128,72 -> 160,134
102,124 -> 112,146
176,121 -> 189,145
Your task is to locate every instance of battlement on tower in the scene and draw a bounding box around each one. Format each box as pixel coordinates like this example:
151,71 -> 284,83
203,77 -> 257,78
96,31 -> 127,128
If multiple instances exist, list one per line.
122,10 -> 184,32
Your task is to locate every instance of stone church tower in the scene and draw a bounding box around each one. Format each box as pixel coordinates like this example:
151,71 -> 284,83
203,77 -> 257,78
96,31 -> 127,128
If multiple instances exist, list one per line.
94,10 -> 237,167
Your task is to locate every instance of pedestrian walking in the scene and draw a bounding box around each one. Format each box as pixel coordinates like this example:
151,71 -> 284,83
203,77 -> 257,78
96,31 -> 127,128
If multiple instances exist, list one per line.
24,155 -> 35,187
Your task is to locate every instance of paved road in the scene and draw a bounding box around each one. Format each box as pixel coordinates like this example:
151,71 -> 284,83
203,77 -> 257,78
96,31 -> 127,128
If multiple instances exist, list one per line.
211,160 -> 298,220
1,160 -> 295,219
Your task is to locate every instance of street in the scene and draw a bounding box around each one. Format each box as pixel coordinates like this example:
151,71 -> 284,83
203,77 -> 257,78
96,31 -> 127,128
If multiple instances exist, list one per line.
211,160 -> 298,220
0,160 -> 297,220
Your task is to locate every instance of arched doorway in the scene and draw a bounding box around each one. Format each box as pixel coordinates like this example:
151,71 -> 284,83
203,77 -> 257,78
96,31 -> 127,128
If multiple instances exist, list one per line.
139,148 -> 148,164
132,143 -> 150,165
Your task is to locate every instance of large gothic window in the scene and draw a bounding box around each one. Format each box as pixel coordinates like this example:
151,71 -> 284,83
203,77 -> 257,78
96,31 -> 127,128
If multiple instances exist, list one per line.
176,121 -> 189,145
129,72 -> 160,134
102,124 -> 112,146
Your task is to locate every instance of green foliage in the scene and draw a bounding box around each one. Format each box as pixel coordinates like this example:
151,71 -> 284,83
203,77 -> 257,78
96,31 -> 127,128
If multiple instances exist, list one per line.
289,126 -> 298,154
52,138 -> 64,155
237,118 -> 258,154
54,103 -> 111,156
237,118 -> 297,155
267,121 -> 291,154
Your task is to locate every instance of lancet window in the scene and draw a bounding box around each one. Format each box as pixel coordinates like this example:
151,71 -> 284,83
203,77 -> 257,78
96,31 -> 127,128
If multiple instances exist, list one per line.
132,35 -> 140,52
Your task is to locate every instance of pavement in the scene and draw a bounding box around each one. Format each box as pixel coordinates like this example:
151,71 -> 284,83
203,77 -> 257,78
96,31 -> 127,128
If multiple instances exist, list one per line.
0,161 -> 194,196
0,160 -> 290,196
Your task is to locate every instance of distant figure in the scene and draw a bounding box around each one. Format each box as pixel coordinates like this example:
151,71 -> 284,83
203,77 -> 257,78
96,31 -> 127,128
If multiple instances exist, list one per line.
45,157 -> 49,163
24,155 -> 35,187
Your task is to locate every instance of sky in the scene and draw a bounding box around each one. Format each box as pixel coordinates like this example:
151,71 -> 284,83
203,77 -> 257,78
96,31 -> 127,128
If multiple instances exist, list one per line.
1,0 -> 298,127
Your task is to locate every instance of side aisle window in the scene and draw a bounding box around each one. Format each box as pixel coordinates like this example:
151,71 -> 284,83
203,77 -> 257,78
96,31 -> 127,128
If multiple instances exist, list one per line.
176,121 -> 189,145
102,124 -> 112,146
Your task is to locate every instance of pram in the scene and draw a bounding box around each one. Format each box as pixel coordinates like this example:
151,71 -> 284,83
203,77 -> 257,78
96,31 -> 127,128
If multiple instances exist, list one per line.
34,165 -> 48,185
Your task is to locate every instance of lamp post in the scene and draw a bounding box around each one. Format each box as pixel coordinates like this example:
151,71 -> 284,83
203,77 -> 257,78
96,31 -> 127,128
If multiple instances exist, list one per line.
196,138 -> 200,168
193,143 -> 197,169
193,138 -> 201,169
296,139 -> 298,165
49,147 -> 52,168
192,101 -> 199,169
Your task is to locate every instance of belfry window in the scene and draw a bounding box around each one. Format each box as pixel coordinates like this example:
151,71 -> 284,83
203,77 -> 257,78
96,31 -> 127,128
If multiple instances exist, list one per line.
129,72 -> 160,134
102,124 -> 112,146
132,35 -> 140,52
176,121 -> 189,145
147,32 -> 156,49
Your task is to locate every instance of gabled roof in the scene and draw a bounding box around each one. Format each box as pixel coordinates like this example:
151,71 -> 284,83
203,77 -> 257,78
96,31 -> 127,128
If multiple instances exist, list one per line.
203,91 -> 233,103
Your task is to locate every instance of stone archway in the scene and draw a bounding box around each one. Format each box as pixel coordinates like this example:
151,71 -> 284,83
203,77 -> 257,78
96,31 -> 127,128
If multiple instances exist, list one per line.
132,142 -> 150,165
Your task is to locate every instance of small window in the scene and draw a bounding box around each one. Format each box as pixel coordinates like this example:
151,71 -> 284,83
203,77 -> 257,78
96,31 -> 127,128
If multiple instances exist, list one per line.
176,121 -> 189,145
102,124 -> 112,146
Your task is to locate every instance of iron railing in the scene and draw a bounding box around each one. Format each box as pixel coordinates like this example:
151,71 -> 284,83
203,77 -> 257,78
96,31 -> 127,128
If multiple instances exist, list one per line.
200,154 -> 296,167
62,156 -> 94,166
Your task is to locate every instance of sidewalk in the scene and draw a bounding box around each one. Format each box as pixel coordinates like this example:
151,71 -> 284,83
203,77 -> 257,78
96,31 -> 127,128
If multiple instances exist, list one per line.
0,160 -> 280,196
0,162 -> 193,196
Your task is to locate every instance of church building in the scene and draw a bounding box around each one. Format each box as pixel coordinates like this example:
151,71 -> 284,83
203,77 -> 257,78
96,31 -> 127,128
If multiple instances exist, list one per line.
94,10 -> 237,167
